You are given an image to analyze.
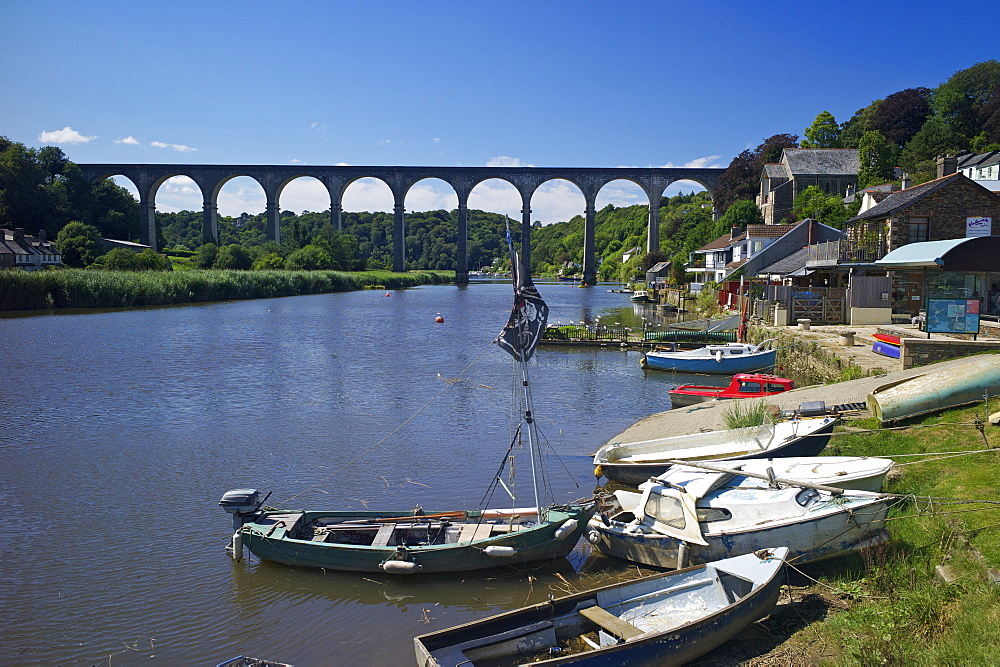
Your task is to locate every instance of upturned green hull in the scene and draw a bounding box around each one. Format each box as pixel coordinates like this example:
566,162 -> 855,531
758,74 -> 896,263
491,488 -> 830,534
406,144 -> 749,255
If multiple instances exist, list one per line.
240,505 -> 594,574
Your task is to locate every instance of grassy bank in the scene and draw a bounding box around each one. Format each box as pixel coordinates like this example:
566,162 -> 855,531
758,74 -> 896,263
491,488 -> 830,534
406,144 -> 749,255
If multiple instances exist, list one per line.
746,400 -> 1000,663
0,268 -> 453,311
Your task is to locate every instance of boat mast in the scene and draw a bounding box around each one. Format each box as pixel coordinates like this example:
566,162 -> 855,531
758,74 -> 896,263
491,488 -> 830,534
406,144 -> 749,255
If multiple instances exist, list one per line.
515,348 -> 544,518
499,216 -> 546,518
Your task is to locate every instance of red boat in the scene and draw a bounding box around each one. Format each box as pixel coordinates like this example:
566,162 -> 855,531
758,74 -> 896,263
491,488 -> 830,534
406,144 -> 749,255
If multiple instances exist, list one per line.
668,373 -> 795,408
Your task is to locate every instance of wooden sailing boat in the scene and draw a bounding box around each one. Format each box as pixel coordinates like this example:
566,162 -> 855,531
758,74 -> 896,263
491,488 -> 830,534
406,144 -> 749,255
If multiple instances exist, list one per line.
220,234 -> 594,574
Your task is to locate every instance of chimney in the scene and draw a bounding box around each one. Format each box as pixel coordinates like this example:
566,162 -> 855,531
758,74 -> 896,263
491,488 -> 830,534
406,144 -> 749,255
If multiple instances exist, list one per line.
13,228 -> 25,242
38,229 -> 48,241
807,218 -> 817,245
845,184 -> 854,198
901,173 -> 911,189
937,154 -> 958,178
731,226 -> 740,239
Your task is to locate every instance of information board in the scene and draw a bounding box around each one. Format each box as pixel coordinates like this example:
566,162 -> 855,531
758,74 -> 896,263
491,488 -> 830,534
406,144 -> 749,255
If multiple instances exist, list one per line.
927,298 -> 980,334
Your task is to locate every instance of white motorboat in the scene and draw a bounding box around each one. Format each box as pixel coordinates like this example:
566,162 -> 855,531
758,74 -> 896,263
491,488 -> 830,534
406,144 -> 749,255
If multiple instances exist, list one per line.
587,464 -> 891,569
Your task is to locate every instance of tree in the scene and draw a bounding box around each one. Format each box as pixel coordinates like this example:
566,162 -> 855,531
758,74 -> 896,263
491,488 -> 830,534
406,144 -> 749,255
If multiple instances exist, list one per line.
899,116 -> 967,175
857,130 -> 897,189
285,244 -> 332,270
931,60 -> 1000,140
214,244 -> 252,270
252,252 -> 285,270
801,111 -> 841,148
792,186 -> 851,229
715,200 -> 763,237
56,220 -> 100,267
194,242 -> 218,268
980,84 -> 1000,144
871,88 -> 931,148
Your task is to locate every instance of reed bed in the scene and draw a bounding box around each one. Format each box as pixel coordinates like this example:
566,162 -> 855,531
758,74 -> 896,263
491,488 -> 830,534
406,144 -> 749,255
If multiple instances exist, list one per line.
0,269 -> 451,311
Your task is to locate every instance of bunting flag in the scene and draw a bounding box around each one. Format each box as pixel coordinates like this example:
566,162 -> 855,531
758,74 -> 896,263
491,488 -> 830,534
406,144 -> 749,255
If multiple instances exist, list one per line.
495,229 -> 548,362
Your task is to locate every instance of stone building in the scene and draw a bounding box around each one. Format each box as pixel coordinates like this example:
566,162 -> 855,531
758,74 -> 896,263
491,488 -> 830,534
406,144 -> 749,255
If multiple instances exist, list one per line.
757,149 -> 860,224
0,228 -> 62,270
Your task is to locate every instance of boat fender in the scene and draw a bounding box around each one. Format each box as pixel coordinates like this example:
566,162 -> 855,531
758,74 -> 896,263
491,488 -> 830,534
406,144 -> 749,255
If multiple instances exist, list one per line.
380,559 -> 422,574
483,545 -> 516,557
715,349 -> 723,362
227,530 -> 243,562
554,519 -> 578,540
585,529 -> 601,545
593,464 -> 603,478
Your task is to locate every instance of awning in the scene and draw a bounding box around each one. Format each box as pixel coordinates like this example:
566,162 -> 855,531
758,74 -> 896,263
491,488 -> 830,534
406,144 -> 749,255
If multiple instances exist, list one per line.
874,237 -> 979,268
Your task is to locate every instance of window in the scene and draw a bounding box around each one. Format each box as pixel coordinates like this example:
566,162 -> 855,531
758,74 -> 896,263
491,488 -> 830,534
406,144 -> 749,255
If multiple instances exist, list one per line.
909,217 -> 929,243
644,493 -> 686,529
767,383 -> 789,393
738,381 -> 762,393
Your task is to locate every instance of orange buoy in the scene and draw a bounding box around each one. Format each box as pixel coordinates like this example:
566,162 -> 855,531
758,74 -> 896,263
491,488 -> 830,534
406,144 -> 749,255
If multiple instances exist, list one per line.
435,313 -> 444,323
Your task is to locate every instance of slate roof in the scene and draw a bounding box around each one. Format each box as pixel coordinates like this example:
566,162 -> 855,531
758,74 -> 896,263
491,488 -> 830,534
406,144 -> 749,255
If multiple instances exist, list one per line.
783,148 -> 860,175
846,173 -> 992,223
746,224 -> 798,238
648,261 -> 671,273
757,246 -> 810,276
958,150 -> 1000,170
696,233 -> 733,252
763,163 -> 787,178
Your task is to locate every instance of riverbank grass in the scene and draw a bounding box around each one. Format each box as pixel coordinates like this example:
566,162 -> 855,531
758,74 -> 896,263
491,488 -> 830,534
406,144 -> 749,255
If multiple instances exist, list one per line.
777,402 -> 1000,663
0,268 -> 453,311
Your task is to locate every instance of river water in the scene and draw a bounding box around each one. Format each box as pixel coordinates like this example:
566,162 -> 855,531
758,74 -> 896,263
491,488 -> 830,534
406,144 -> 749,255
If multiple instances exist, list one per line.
0,282 -> 699,665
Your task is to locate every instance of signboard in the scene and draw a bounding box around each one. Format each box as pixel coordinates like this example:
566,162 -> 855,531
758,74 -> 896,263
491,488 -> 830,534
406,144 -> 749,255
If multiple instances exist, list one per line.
966,216 -> 992,237
927,298 -> 980,334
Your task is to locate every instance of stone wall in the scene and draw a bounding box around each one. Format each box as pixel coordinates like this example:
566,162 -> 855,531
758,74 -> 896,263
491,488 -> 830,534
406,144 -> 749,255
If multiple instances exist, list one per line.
901,339 -> 1000,369
887,178 -> 1000,251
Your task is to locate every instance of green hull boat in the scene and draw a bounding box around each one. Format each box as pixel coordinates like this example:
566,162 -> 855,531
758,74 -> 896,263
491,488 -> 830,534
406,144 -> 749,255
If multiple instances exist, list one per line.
232,505 -> 594,574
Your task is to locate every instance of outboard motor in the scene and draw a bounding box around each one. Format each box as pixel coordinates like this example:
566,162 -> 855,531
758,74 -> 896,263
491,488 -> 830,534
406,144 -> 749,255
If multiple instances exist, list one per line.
220,488 -> 261,532
220,489 -> 262,562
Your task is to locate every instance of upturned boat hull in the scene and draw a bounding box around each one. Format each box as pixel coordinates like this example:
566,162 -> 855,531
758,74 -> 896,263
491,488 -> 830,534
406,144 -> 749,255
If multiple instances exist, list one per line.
867,354 -> 1000,422
239,506 -> 594,574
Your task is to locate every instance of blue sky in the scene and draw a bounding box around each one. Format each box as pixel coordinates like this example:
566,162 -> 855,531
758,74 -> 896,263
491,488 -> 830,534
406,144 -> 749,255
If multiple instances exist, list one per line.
3,0 -> 999,222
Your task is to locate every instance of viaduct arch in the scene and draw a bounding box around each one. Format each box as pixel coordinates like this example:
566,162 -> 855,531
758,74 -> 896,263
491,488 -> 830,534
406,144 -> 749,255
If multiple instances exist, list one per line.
78,164 -> 723,284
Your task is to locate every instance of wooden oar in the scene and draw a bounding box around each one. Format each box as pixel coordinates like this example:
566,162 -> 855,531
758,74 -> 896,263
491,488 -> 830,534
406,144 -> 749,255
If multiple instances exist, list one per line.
371,511 -> 468,523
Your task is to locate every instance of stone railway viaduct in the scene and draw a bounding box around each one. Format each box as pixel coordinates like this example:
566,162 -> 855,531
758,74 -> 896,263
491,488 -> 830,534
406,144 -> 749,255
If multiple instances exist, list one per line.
78,164 -> 723,284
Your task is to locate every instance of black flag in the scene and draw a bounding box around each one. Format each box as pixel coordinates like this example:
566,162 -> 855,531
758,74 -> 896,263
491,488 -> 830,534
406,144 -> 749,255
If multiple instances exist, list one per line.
495,245 -> 548,362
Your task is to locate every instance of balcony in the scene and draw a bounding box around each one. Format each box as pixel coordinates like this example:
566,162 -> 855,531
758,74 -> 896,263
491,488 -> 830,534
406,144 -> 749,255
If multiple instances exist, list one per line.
807,238 -> 887,266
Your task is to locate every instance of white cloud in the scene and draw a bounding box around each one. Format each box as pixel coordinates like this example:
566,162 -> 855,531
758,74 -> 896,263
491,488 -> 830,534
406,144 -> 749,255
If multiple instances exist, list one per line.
151,140 -> 198,153
656,155 -> 725,169
38,126 -> 97,144
310,121 -> 324,132
486,156 -> 534,168
115,135 -> 141,146
432,137 -> 440,143
342,178 -> 394,212
378,139 -> 394,146
290,158 -> 305,164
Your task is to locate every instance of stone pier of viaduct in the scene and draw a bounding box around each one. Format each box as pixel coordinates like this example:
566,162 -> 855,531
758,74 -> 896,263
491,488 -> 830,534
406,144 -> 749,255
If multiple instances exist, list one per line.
78,163 -> 722,284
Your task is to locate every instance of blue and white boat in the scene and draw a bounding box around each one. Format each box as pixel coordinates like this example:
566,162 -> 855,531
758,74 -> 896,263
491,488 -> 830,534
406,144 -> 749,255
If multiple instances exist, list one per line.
414,547 -> 788,666
641,340 -> 777,374
587,463 -> 890,569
